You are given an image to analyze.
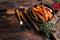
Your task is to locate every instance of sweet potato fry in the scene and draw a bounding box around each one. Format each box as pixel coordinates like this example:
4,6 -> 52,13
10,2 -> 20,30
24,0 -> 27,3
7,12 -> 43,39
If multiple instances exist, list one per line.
42,5 -> 47,13
41,5 -> 49,21
45,6 -> 53,12
46,10 -> 53,19
36,12 -> 45,22
32,9 -> 38,20
32,4 -> 53,22
36,6 -> 42,11
45,13 -> 49,21
32,7 -> 39,12
32,7 -> 45,16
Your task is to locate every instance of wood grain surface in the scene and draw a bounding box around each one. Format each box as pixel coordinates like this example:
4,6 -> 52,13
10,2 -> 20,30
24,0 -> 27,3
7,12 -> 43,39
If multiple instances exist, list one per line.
0,13 -> 47,40
0,0 -> 60,40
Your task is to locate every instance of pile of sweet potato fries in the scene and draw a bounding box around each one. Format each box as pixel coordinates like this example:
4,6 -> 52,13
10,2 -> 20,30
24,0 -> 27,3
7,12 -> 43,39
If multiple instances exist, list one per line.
32,4 -> 53,22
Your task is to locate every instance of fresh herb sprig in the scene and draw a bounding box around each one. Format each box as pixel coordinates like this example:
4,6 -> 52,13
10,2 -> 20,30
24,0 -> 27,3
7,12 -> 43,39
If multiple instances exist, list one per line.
38,22 -> 57,37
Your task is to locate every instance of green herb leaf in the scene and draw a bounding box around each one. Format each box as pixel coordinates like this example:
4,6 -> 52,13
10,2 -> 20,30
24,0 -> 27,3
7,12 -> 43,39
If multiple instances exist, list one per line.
38,22 -> 57,37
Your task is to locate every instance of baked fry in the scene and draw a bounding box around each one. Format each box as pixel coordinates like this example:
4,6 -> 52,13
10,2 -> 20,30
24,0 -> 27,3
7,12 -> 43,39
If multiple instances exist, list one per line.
45,6 -> 52,12
45,13 -> 49,21
42,5 -> 47,13
32,7 -> 45,16
36,12 -> 45,21
42,5 -> 49,21
36,6 -> 42,11
32,4 -> 53,22
32,7 -> 39,12
32,9 -> 38,20
46,10 -> 53,19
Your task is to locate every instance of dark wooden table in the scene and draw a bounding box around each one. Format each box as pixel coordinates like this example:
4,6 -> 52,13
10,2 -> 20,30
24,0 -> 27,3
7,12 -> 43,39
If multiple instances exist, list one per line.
0,12 -> 48,40
0,9 -> 60,40
0,0 -> 60,40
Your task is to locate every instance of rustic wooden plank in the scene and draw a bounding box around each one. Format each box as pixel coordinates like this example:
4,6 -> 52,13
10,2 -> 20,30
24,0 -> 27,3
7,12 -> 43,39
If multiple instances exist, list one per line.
51,11 -> 60,40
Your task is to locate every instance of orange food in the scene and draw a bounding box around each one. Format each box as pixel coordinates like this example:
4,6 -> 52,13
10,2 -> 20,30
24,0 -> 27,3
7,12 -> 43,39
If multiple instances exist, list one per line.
42,5 -> 49,21
45,13 -> 49,21
32,4 -> 53,22
42,5 -> 47,13
32,9 -> 38,20
32,7 -> 45,16
36,6 -> 42,11
36,12 -> 45,21
46,10 -> 53,19
32,7 -> 38,11
45,6 -> 53,12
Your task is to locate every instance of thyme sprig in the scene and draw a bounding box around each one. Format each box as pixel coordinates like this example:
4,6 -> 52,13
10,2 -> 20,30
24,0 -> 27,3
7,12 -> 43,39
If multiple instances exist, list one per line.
38,22 -> 57,37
